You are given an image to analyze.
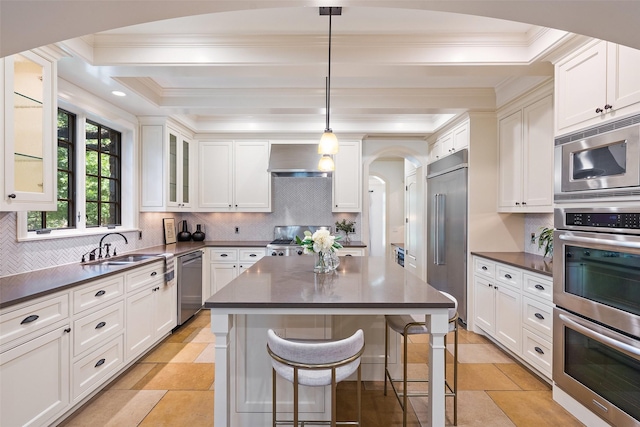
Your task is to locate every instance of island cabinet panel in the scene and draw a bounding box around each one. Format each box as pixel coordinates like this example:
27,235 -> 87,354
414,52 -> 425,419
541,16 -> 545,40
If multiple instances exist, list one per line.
472,255 -> 554,380
233,314 -> 331,420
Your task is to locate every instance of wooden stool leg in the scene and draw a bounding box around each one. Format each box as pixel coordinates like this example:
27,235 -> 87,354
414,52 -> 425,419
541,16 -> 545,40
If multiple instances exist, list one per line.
403,330 -> 408,427
357,365 -> 362,426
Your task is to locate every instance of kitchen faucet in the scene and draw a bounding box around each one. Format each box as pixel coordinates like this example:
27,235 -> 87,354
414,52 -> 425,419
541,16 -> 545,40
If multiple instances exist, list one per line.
98,232 -> 129,258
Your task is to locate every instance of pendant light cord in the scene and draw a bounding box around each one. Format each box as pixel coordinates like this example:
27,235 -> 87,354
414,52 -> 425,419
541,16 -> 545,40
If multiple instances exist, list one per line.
326,11 -> 332,132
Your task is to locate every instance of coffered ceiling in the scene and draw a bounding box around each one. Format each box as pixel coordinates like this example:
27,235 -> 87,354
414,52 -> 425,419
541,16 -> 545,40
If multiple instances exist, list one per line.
52,6 -> 577,136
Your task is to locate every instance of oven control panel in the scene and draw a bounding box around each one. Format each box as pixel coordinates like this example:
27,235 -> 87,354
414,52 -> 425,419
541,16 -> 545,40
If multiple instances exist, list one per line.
566,212 -> 640,229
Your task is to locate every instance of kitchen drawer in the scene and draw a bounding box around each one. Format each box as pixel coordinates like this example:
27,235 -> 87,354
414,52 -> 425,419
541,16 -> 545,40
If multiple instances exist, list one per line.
523,273 -> 553,302
522,328 -> 552,379
495,263 -> 522,289
0,292 -> 69,351
72,334 -> 124,401
239,248 -> 265,262
474,257 -> 495,278
125,261 -> 164,293
339,248 -> 365,256
73,301 -> 124,357
210,249 -> 238,262
73,274 -> 124,315
522,296 -> 553,339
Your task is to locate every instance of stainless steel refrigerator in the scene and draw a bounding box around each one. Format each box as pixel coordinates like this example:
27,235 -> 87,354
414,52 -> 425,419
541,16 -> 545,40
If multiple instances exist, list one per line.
427,149 -> 468,325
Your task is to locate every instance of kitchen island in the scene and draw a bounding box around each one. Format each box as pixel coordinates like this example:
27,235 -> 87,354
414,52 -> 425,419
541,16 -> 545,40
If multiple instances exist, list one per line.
204,255 -> 454,427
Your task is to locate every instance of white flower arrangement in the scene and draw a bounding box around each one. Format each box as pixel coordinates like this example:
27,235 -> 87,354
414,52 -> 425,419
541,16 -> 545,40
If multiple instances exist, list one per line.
295,229 -> 343,254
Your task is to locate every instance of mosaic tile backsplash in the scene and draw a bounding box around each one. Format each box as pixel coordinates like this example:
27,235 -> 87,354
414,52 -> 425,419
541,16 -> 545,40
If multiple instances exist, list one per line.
0,178 -> 360,277
524,213 -> 554,257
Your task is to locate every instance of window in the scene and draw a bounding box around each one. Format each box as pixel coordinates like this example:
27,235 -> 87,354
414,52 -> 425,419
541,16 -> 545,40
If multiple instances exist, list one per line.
27,109 -> 76,231
85,120 -> 121,227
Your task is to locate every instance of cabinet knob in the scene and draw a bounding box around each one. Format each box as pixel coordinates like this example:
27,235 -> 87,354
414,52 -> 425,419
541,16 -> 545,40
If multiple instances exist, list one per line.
64,328 -> 71,333
522,201 -> 527,205
515,202 -> 520,206
604,104 -> 613,110
482,266 -> 488,271
595,107 -> 604,113
8,193 -> 16,199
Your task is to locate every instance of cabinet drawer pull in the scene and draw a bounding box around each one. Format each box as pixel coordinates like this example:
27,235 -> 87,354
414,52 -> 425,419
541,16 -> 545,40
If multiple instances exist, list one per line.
535,284 -> 545,290
21,314 -> 39,324
481,266 -> 488,271
95,358 -> 106,368
64,328 -> 72,333
346,254 -> 353,257
8,193 -> 17,199
534,313 -> 545,320
534,346 -> 544,355
249,253 -> 257,257
595,107 -> 604,113
95,290 -> 106,297
604,104 -> 613,110
504,274 -> 512,279
95,321 -> 107,329
150,271 -> 157,277
221,253 -> 228,257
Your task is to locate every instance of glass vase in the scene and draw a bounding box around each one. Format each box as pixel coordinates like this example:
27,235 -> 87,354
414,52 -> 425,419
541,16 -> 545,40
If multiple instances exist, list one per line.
314,251 -> 339,273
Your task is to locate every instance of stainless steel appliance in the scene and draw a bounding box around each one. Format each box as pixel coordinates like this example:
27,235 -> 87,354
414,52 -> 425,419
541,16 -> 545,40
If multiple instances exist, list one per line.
553,207 -> 640,426
554,118 -> 640,202
427,149 -> 468,324
177,250 -> 203,325
266,225 -> 333,256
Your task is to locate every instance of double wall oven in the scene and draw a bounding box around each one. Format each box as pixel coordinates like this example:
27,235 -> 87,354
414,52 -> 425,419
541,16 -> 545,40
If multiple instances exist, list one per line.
553,207 -> 640,426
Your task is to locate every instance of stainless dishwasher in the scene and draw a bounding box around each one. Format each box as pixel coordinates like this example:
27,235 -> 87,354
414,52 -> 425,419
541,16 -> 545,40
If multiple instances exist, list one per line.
176,250 -> 203,326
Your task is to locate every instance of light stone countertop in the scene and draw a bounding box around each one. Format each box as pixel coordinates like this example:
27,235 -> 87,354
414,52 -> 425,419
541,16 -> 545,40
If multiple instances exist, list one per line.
204,255 -> 453,310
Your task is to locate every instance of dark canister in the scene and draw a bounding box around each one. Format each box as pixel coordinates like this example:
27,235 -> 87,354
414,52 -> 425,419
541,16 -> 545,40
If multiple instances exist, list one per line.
177,220 -> 191,241
192,224 -> 206,241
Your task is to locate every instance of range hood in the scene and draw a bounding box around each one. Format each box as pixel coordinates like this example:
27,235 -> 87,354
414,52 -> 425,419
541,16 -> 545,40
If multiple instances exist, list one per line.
268,144 -> 331,177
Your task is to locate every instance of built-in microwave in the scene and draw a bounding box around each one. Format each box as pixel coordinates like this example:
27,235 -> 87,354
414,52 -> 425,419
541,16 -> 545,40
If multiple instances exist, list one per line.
554,119 -> 640,202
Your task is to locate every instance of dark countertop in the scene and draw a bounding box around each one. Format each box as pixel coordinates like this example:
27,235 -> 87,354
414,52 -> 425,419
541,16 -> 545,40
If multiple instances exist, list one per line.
0,240 -> 368,309
390,242 -> 404,249
471,252 -> 553,277
205,256 -> 453,310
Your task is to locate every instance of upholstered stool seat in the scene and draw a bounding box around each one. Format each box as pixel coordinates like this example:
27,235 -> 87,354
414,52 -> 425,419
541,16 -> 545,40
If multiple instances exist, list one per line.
267,328 -> 365,427
384,291 -> 459,426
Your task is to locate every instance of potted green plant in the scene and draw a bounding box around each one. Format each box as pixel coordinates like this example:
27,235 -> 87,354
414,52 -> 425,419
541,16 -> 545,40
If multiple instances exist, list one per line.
335,219 -> 356,243
536,226 -> 554,259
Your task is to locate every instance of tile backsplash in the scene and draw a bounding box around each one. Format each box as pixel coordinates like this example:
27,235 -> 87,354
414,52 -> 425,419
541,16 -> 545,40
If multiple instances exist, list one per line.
524,213 -> 554,256
0,177 -> 360,277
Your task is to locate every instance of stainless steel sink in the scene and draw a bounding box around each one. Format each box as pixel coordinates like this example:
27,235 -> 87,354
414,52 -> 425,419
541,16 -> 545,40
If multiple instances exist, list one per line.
92,254 -> 160,266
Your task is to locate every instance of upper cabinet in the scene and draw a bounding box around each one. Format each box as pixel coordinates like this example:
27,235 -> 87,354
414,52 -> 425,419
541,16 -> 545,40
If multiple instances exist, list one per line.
1,49 -> 59,211
198,140 -> 271,212
428,120 -> 469,164
332,140 -> 362,212
140,121 -> 194,212
498,85 -> 554,213
555,40 -> 640,135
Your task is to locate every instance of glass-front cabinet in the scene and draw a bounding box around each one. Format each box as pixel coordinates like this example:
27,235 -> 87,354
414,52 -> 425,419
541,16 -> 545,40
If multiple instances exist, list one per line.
2,49 -> 58,211
168,129 -> 191,208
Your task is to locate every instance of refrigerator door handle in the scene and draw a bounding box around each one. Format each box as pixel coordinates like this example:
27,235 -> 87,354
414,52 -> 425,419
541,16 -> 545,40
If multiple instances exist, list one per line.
434,193 -> 446,265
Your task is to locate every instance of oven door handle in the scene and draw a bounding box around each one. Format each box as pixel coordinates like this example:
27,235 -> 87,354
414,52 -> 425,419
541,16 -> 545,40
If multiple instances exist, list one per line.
559,313 -> 640,358
558,233 -> 640,250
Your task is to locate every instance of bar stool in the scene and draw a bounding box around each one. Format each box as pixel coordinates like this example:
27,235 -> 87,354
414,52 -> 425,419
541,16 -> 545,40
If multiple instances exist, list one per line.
384,291 -> 459,426
267,329 -> 365,427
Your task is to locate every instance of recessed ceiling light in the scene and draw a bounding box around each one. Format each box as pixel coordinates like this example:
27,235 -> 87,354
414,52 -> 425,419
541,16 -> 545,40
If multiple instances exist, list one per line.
111,90 -> 126,97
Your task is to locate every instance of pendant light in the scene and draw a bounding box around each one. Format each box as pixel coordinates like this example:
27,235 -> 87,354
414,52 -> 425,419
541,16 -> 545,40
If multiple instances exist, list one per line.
318,7 -> 341,171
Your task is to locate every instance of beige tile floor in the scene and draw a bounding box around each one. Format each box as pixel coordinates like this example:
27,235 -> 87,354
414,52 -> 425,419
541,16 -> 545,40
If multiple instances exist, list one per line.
63,310 -> 584,427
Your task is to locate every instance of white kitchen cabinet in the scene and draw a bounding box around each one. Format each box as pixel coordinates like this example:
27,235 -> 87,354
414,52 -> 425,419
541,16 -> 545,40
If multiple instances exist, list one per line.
555,40 -> 640,135
140,122 -> 195,211
125,261 -> 176,361
208,248 -> 266,298
338,247 -> 366,257
198,140 -> 271,212
1,49 -> 59,211
498,90 -> 553,212
472,255 -> 554,380
0,290 -> 71,427
428,120 -> 469,164
332,140 -> 362,212
0,325 -> 71,427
